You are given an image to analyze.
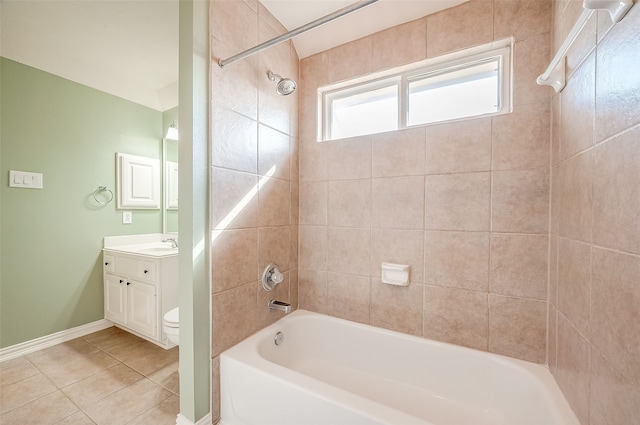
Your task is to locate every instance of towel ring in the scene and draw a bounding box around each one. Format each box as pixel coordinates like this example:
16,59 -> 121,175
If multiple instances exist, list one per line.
93,186 -> 114,206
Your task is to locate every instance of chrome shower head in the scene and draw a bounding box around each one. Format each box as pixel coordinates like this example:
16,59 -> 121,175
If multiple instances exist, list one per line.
267,71 -> 297,96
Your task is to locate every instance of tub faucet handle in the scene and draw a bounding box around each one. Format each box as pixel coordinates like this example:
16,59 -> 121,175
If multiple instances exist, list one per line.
262,263 -> 284,291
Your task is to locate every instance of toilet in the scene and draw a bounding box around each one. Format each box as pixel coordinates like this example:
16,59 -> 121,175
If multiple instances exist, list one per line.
163,307 -> 179,346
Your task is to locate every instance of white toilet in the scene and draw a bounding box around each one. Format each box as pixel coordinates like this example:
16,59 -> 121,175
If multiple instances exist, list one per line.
163,307 -> 179,346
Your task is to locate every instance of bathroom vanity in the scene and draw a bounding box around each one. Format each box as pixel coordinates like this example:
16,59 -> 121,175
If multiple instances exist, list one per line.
102,234 -> 178,348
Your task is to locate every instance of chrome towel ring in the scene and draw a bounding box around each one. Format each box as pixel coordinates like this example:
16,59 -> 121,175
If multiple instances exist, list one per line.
93,186 -> 114,205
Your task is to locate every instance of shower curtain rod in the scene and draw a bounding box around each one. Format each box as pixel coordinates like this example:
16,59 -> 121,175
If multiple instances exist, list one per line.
217,0 -> 380,68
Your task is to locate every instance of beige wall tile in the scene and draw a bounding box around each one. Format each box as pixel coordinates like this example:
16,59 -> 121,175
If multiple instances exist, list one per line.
490,233 -> 548,300
494,0 -> 552,41
551,94 -> 561,165
328,180 -> 371,228
211,0 -> 258,66
426,118 -> 491,174
591,248 -> 640,384
560,52 -> 595,160
550,165 -> 560,234
299,52 -> 329,100
327,227 -> 371,276
259,226 -> 290,273
424,230 -> 489,291
594,5 -> 640,142
290,268 -> 299,310
289,225 -> 299,269
211,105 -> 258,173
565,10 -> 596,77
370,280 -> 423,336
492,102 -> 550,170
557,238 -> 591,337
492,169 -> 549,233
299,181 -> 327,226
212,283 -> 256,357
298,269 -> 327,313
558,151 -> 593,243
298,94 -> 320,146
555,315 -> 590,424
258,71 -> 291,135
290,180 -> 299,224
211,167 -> 258,230
258,125 -> 290,180
427,0 -> 493,58
371,228 -> 424,283
372,176 -> 425,229
327,136 -> 372,180
290,137 -> 299,182
423,285 -> 488,351
549,235 -> 558,306
327,273 -> 371,324
211,60 -> 258,120
513,33 -> 551,106
489,295 -> 546,363
372,18 -> 427,69
425,172 -> 491,231
548,304 -> 558,373
258,177 -> 290,226
372,128 -> 426,178
299,138 -> 327,181
211,229 -> 259,293
592,128 -> 640,255
299,225 -> 327,271
328,37 -> 373,83
590,349 -> 640,425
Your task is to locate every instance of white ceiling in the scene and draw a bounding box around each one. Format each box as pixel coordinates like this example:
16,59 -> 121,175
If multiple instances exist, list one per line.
0,0 -> 464,111
262,0 -> 467,59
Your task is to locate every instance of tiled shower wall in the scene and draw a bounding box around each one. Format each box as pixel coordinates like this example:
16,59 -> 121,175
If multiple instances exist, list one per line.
549,1 -> 640,424
209,0 -> 299,419
298,0 -> 552,364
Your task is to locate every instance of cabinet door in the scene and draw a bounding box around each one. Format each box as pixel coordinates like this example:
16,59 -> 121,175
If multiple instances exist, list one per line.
104,274 -> 126,324
127,281 -> 157,338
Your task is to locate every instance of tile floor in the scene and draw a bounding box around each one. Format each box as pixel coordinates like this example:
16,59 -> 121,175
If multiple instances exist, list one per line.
0,327 -> 179,425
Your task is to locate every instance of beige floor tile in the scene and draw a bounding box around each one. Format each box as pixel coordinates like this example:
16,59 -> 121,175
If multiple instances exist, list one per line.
113,342 -> 179,377
0,390 -> 78,425
125,394 -> 180,425
147,361 -> 180,395
35,350 -> 119,388
0,357 -> 40,388
83,327 -> 142,351
84,378 -> 173,425
55,411 -> 97,425
25,339 -> 100,367
62,363 -> 144,408
0,373 -> 57,414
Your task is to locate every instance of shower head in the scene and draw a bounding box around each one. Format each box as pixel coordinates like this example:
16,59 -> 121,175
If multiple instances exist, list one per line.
267,71 -> 297,96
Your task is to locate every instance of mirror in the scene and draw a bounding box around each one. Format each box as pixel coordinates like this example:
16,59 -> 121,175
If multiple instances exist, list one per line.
163,108 -> 179,234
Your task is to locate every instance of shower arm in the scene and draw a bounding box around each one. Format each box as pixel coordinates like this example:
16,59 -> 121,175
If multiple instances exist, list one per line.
217,0 -> 380,68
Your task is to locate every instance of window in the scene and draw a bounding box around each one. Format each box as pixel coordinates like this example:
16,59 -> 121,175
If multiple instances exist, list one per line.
321,40 -> 512,141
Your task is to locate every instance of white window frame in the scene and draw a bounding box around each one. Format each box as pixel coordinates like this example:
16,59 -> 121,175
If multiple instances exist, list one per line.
320,38 -> 513,142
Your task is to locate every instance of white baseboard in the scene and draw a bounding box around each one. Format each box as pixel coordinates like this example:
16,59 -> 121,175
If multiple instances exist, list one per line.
176,413 -> 212,425
0,319 -> 113,362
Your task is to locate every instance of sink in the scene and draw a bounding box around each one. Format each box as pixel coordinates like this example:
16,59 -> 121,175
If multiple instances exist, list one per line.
107,242 -> 178,257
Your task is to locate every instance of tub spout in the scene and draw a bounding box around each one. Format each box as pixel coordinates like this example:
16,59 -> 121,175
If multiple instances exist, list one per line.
268,299 -> 291,314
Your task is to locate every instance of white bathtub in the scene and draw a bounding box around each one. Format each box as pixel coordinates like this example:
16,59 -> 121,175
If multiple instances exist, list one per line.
220,310 -> 579,425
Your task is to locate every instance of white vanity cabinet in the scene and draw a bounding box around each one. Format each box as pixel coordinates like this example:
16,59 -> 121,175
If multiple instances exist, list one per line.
103,248 -> 178,348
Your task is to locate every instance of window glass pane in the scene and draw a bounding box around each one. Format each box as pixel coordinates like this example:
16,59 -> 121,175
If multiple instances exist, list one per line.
330,84 -> 398,139
408,58 -> 499,126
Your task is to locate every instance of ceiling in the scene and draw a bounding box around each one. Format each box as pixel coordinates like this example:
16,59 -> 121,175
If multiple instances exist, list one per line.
0,0 -> 464,111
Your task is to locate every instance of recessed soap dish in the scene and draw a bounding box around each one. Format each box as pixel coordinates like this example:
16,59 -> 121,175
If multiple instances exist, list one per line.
381,263 -> 410,286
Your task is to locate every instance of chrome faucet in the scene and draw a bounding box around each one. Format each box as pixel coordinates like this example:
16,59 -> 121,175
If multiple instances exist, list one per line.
162,238 -> 179,248
268,299 -> 291,314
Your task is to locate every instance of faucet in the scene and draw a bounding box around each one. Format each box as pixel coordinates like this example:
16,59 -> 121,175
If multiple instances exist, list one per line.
268,299 -> 291,314
162,238 -> 179,248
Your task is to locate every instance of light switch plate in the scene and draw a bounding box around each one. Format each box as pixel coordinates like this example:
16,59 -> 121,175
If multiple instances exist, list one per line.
122,211 -> 133,224
9,170 -> 43,189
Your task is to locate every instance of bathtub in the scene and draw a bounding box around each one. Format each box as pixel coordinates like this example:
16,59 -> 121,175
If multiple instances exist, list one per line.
220,310 -> 579,425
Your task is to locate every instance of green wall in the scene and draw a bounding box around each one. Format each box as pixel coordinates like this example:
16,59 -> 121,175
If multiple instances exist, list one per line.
0,57 -> 163,348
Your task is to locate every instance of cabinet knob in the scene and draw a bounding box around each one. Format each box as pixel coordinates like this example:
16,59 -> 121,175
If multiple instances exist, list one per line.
144,270 -> 149,274
105,262 -> 109,266
119,279 -> 124,284
127,281 -> 131,286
